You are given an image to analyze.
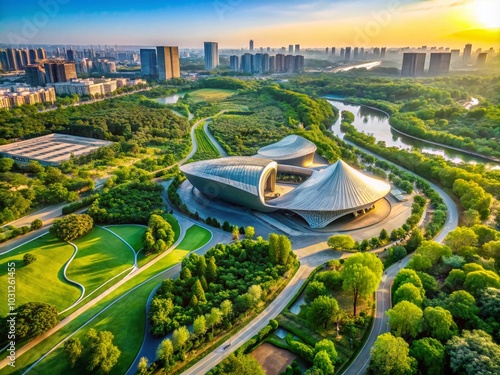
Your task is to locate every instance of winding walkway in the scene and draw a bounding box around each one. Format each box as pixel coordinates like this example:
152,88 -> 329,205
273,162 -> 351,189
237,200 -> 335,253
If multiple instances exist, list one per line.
58,242 -> 86,315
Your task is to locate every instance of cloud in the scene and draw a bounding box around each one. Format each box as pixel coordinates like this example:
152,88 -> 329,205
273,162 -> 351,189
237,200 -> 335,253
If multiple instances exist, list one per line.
403,0 -> 472,12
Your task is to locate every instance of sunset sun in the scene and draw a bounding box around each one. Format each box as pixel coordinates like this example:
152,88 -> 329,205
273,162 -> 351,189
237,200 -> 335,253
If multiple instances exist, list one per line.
474,0 -> 500,28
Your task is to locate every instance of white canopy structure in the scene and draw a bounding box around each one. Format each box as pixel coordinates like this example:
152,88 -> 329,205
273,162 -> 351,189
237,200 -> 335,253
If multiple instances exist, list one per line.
256,135 -> 317,167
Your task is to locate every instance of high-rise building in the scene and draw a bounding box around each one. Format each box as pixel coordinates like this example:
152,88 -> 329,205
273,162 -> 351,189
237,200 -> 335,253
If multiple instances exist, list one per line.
204,42 -> 219,70
230,55 -> 239,71
285,55 -> 295,72
25,65 -> 46,86
373,47 -> 380,58
295,44 -> 300,54
44,61 -> 77,83
476,52 -> 488,67
37,48 -> 46,60
156,46 -> 180,80
269,55 -> 276,73
28,49 -> 38,64
66,49 -> 76,62
6,48 -> 18,71
249,40 -> 254,52
345,47 -> 351,61
381,47 -> 386,58
262,54 -> 270,73
401,53 -> 426,77
275,54 -> 285,72
289,45 -> 294,54
428,53 -> 451,75
140,49 -> 157,77
331,47 -> 335,56
463,43 -> 472,64
340,48 -> 345,60
241,53 -> 253,73
353,47 -> 359,61
253,53 -> 263,73
326,47 -> 329,54
0,51 -> 8,71
294,55 -> 305,73
450,49 -> 460,60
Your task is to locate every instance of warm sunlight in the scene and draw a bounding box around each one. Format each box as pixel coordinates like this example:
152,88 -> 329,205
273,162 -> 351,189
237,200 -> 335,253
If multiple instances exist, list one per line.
474,0 -> 500,28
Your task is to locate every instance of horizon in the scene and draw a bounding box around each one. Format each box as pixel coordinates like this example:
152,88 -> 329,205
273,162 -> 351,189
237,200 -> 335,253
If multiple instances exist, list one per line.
1,0 -> 499,49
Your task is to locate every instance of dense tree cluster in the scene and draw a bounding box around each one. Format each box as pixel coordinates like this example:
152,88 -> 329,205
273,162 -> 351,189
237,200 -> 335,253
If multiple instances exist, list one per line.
49,213 -> 94,241
376,225 -> 500,374
143,214 -> 175,255
149,235 -> 297,337
88,182 -> 164,224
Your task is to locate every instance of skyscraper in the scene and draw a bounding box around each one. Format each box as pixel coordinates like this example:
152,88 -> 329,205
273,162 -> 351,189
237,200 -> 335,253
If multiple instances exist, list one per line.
345,47 -> 351,61
381,47 -> 386,58
156,46 -> 180,80
353,47 -> 359,61
401,53 -> 426,77
140,49 -> 157,77
37,48 -> 46,60
25,65 -> 46,86
6,48 -> 18,71
331,47 -> 336,56
463,43 -> 472,64
262,54 -> 270,73
294,55 -> 305,73
249,40 -> 254,52
285,55 -> 295,73
295,44 -> 300,54
66,49 -> 75,62
289,45 -> 294,54
275,54 -> 285,73
204,42 -> 219,70
340,48 -> 345,60
44,62 -> 77,83
254,53 -> 263,73
476,52 -> 487,67
230,55 -> 239,71
428,53 -> 451,75
241,53 -> 253,73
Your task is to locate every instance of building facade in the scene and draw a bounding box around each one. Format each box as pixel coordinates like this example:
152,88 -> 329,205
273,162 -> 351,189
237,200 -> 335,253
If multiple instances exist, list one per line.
204,42 -> 219,70
401,53 -> 426,77
156,46 -> 180,80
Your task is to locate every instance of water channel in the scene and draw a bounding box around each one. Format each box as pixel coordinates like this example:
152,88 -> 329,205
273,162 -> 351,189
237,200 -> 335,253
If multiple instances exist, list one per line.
326,97 -> 495,166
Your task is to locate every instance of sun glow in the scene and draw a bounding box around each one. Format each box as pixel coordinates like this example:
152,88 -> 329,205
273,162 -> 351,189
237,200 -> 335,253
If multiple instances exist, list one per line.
474,0 -> 500,28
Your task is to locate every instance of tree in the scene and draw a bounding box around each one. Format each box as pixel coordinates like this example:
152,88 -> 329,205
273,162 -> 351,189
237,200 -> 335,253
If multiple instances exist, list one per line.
464,270 -> 500,295
30,219 -> 43,230
232,226 -> 239,240
408,241 -> 452,271
0,158 -> 14,172
379,228 -> 389,242
206,256 -> 217,281
16,302 -> 58,339
137,356 -> 149,374
172,326 -> 190,350
198,256 -> 207,276
268,233 -> 280,264
388,246 -> 407,263
143,214 -> 175,254
343,252 -> 383,279
393,269 -> 423,293
314,339 -> 338,364
386,301 -> 423,339
482,240 -> 500,268
156,338 -> 174,368
463,209 -> 481,227
85,328 -> 121,374
447,330 -> 500,375
410,338 -> 445,375
308,295 -> 339,329
220,299 -> 233,321
471,224 -> 499,246
206,307 -> 223,335
278,235 -> 293,266
393,283 -> 424,307
313,350 -> 334,375
405,229 -> 423,253
23,253 -> 37,266
50,214 -> 94,242
193,315 -> 207,336
342,263 -> 379,316
192,278 -> 206,302
247,285 -> 262,305
245,226 -> 255,239
445,290 -> 478,321
327,235 -> 355,251
423,306 -> 456,341
415,271 -> 439,298
305,281 -> 328,303
64,338 -> 83,368
477,287 -> 500,321
444,269 -> 466,291
444,227 -> 478,253
369,333 -> 416,375
216,353 -> 265,375
148,297 -> 174,336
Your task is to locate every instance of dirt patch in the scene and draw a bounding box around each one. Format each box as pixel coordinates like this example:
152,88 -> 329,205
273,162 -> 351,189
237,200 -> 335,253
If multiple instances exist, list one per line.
251,342 -> 297,374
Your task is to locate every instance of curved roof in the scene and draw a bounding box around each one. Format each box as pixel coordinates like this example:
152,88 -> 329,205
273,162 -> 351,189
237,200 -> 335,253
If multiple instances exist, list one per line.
180,157 -> 277,196
257,135 -> 317,160
267,160 -> 391,211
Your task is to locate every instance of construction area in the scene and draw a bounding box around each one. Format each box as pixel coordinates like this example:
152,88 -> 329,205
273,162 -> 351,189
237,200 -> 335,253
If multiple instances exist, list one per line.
0,134 -> 113,166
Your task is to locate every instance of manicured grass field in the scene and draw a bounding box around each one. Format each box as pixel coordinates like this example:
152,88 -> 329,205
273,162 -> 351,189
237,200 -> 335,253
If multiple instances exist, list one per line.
104,225 -> 147,251
0,234 -> 81,316
66,227 -> 135,297
176,225 -> 212,251
192,124 -> 221,161
29,225 -> 212,375
187,88 -> 235,103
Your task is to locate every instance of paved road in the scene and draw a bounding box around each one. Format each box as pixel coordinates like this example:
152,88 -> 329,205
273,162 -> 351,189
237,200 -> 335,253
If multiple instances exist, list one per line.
203,120 -> 228,157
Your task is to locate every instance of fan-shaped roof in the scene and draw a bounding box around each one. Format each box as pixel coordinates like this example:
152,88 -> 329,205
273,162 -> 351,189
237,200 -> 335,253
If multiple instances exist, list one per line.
257,135 -> 317,160
180,157 -> 277,196
267,160 -> 391,211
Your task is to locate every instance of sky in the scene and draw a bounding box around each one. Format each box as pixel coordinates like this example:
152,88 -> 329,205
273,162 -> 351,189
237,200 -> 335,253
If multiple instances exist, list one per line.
0,0 -> 499,48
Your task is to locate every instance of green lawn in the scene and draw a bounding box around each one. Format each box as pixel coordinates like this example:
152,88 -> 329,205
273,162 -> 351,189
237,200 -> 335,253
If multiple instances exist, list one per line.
176,225 -> 212,251
66,227 -> 135,297
104,225 -> 147,251
192,124 -> 221,161
28,225 -> 212,374
188,88 -> 235,102
0,234 -> 81,316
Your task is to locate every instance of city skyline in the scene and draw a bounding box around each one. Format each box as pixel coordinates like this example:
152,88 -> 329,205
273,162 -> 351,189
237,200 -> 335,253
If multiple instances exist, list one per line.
1,0 -> 499,48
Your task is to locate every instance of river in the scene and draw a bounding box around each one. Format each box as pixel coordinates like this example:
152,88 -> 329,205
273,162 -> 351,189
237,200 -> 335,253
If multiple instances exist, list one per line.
154,93 -> 195,120
326,98 -> 494,166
